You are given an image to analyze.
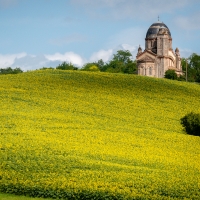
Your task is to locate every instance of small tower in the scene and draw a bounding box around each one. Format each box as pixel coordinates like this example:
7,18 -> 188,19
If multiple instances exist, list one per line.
175,47 -> 180,56
175,48 -> 181,71
137,45 -> 142,55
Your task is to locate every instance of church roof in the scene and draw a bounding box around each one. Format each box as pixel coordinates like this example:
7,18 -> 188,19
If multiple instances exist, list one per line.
136,50 -> 156,62
146,21 -> 171,39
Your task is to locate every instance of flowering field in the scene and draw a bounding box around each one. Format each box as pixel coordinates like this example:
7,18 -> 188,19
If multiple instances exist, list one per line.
0,70 -> 200,199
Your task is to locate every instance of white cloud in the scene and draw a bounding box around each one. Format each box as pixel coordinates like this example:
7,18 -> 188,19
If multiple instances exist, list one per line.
11,55 -> 51,71
0,52 -> 85,70
89,49 -> 113,62
0,53 -> 27,68
45,52 -> 85,67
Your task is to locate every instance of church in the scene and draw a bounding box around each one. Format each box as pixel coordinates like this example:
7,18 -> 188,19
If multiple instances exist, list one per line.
136,20 -> 183,78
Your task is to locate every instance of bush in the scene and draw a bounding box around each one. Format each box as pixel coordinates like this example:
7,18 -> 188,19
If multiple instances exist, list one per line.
177,75 -> 185,81
39,67 -> 54,70
81,63 -> 100,72
180,112 -> 200,136
164,70 -> 177,80
56,62 -> 78,70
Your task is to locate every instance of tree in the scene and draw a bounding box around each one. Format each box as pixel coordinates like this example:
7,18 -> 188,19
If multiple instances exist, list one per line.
164,70 -> 177,80
95,59 -> 105,71
180,112 -> 200,136
181,54 -> 200,82
188,53 -> 200,82
113,50 -> 132,64
103,60 -> 124,73
124,60 -> 137,74
181,57 -> 196,82
102,50 -> 136,74
56,62 -> 78,70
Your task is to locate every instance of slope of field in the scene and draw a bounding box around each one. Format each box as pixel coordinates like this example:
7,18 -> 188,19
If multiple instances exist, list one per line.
0,192 -> 52,200
0,70 -> 200,199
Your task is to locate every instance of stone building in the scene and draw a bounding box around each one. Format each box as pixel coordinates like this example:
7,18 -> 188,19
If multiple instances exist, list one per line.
136,20 -> 183,78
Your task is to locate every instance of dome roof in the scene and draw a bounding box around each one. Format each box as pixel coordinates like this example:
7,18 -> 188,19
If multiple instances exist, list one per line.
146,22 -> 171,39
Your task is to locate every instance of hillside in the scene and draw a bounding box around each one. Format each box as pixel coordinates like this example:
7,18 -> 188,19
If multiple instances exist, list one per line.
0,70 -> 200,199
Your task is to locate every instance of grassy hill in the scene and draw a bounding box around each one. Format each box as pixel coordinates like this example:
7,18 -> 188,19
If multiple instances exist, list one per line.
0,192 -> 52,200
0,70 -> 200,199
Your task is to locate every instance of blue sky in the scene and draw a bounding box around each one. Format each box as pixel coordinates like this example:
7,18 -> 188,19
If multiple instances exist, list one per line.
0,0 -> 200,70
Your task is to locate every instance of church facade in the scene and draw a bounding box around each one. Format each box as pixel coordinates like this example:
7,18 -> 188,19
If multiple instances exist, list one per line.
136,21 -> 183,78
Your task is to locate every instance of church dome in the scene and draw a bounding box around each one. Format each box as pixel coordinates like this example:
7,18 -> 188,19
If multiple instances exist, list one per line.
146,22 -> 171,39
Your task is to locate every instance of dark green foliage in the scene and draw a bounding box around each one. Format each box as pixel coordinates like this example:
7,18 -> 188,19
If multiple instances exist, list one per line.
180,112 -> 200,136
0,67 -> 23,75
124,60 -> 137,74
182,54 -> 200,82
39,67 -> 54,70
96,59 -> 105,71
181,58 -> 196,82
101,50 -> 136,74
113,50 -> 132,64
104,60 -> 125,73
177,75 -> 185,81
164,70 -> 177,80
56,62 -> 78,70
188,53 -> 200,82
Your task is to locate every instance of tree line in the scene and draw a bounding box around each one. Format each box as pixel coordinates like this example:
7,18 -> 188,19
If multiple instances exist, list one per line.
0,67 -> 23,75
53,50 -> 137,74
1,51 -> 200,83
53,51 -> 200,83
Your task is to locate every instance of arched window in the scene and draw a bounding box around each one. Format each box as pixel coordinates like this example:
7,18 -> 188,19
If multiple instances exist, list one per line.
149,67 -> 152,75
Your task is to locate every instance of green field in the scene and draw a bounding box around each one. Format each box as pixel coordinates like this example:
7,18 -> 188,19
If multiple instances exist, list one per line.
0,70 -> 200,199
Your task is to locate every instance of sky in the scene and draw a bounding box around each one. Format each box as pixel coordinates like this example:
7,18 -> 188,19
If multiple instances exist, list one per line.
0,0 -> 200,71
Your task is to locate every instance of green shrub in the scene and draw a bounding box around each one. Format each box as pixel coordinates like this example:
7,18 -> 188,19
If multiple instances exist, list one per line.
180,112 -> 200,136
177,75 -> 185,81
81,63 -> 100,72
56,62 -> 78,70
164,70 -> 177,80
